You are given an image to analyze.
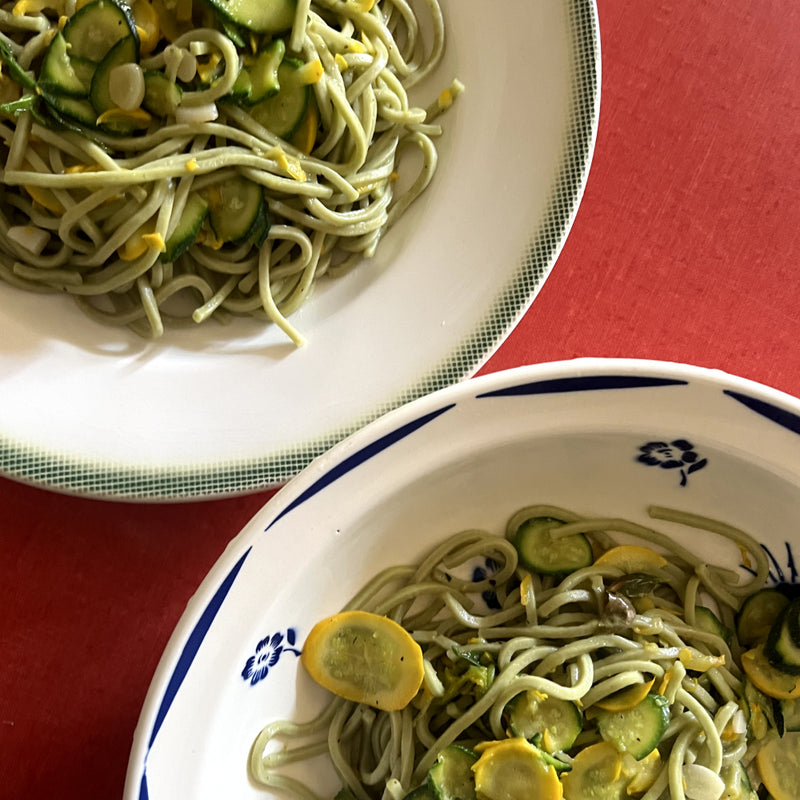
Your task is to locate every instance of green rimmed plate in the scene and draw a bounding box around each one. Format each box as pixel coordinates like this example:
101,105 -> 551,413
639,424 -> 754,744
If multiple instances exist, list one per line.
0,0 -> 600,500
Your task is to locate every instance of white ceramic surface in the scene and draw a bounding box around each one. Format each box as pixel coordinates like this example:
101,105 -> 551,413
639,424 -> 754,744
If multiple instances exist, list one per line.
0,0 -> 600,499
125,357 -> 800,799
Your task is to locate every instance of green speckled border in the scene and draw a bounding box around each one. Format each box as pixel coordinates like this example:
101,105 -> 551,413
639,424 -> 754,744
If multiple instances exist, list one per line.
0,0 -> 601,500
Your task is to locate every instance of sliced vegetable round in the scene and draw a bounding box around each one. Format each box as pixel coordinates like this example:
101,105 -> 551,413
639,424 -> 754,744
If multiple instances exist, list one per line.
593,544 -> 667,573
561,741 -> 628,800
472,739 -> 562,800
621,749 -> 662,795
63,0 -> 138,62
596,693 -> 670,760
427,744 -> 477,800
735,588 -> 790,646
506,690 -> 583,752
206,176 -> 270,246
249,59 -> 310,140
246,38 -> 286,105
594,678 -> 656,713
693,605 -> 732,645
41,92 -> 97,127
200,0 -> 296,33
765,598 -> 800,675
300,610 -> 424,711
511,516 -> 593,576
90,34 -> 140,116
142,70 -> 183,117
741,644 -> 800,700
163,193 -> 209,263
756,731 -> 800,800
38,32 -> 88,97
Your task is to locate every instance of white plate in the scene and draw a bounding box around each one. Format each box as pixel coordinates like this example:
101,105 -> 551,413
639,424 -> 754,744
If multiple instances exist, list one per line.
0,0 -> 600,500
124,358 -> 800,799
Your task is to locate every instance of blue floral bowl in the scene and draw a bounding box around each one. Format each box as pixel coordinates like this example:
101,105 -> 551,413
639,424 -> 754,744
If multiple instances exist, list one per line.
125,358 -> 800,799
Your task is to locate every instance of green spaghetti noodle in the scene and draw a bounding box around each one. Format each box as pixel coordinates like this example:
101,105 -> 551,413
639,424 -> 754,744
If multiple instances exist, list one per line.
249,505 -> 797,800
0,0 -> 459,342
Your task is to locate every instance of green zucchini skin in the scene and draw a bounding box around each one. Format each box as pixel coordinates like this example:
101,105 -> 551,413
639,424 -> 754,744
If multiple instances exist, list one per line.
765,599 -> 800,675
248,60 -> 310,140
90,35 -> 140,115
142,71 -> 183,117
62,0 -> 138,62
735,588 -> 790,646
427,744 -> 477,800
163,193 -> 210,263
38,33 -> 88,98
199,0 -> 297,34
596,694 -> 670,761
207,177 -> 271,247
511,516 -> 593,576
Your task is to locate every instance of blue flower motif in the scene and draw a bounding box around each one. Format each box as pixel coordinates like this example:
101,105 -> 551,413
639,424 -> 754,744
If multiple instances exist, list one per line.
241,628 -> 301,686
472,557 -> 501,610
637,439 -> 707,486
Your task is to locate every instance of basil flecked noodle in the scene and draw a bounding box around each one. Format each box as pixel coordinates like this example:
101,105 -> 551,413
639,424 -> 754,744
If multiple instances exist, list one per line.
0,0 -> 460,343
249,505 -> 783,800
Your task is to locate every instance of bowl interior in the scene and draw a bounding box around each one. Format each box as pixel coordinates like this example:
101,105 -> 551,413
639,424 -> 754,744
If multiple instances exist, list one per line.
127,361 -> 800,799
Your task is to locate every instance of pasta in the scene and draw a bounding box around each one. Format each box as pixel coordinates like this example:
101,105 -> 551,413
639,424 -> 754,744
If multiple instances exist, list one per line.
249,504 -> 799,800
0,0 -> 459,343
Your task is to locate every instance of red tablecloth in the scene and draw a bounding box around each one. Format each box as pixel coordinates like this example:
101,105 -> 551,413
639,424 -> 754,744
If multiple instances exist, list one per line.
2,1 -> 800,797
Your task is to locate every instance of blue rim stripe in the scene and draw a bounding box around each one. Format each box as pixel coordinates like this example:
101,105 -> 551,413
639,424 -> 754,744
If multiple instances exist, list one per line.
476,375 -> 688,398
724,390 -> 800,438
138,546 -> 252,799
266,403 -> 457,532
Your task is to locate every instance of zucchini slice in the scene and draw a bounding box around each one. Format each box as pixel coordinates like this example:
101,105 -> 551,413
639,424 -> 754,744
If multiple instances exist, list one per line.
506,691 -> 583,752
249,59 -> 310,140
694,605 -> 732,645
200,0 -> 296,34
596,693 -> 670,761
142,70 -> 183,117
40,91 -> 97,127
163,193 -> 209,263
39,32 -> 88,97
735,588 -> 790,647
90,35 -> 140,115
511,516 -> 593,576
63,0 -> 138,63
720,761 -> 757,800
765,599 -> 800,675
206,176 -> 270,246
247,38 -> 286,104
427,745 -> 477,800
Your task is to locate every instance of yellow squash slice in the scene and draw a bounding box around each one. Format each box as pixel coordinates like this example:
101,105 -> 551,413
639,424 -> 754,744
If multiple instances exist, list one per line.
741,645 -> 800,700
300,610 -> 424,711
594,545 -> 667,573
755,731 -> 800,800
472,738 -> 563,800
